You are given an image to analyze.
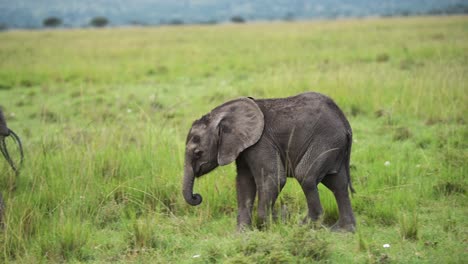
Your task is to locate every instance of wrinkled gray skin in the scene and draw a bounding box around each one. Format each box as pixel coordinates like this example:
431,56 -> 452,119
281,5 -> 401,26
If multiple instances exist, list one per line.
0,109 -> 9,228
183,92 -> 356,232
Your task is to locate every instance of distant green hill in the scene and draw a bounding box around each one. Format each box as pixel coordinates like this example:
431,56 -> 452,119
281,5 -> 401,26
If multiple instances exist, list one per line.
0,0 -> 467,29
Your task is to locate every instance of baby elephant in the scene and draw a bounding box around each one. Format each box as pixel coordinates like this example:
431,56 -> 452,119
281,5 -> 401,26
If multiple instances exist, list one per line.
182,92 -> 356,232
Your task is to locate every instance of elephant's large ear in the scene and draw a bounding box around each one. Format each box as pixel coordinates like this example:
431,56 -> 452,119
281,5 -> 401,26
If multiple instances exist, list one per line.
213,98 -> 264,166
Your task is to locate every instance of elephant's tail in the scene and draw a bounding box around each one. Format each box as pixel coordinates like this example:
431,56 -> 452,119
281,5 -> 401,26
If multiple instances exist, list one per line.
345,132 -> 356,194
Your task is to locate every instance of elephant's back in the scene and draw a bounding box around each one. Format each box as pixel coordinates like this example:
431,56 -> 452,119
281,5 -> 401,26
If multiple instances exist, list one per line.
254,92 -> 349,131
254,92 -> 350,169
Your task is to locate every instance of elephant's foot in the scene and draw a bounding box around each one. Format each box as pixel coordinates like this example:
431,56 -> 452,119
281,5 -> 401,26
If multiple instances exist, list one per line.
330,222 -> 356,233
255,218 -> 270,230
237,222 -> 253,232
301,215 -> 324,229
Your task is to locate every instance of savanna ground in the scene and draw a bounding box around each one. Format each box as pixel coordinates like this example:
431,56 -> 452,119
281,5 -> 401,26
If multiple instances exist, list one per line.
0,16 -> 466,263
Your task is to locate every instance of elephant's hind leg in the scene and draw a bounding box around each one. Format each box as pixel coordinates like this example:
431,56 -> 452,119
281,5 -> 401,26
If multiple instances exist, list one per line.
321,166 -> 356,232
299,181 -> 324,225
296,148 -> 341,226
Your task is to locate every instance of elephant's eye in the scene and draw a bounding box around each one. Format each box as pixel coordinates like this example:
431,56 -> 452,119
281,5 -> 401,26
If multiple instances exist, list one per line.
194,149 -> 203,158
192,135 -> 200,143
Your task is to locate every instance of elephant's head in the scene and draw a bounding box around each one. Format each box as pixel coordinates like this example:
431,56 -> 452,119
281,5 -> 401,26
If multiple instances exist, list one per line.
182,97 -> 264,206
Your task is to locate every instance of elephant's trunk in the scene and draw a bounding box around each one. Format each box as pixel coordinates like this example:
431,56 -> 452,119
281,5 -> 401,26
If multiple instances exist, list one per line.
0,110 -> 9,137
182,164 -> 202,206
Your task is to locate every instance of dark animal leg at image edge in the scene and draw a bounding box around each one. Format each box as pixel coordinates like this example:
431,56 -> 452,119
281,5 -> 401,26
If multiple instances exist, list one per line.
0,139 -> 7,228
0,104 -> 23,231
0,193 -> 3,229
0,129 -> 24,229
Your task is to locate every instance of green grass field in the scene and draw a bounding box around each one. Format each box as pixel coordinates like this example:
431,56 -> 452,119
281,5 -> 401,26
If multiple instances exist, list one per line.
0,15 -> 466,263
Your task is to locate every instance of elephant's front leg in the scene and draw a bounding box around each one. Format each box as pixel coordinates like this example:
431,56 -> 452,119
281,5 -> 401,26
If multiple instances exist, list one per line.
243,145 -> 285,228
255,169 -> 286,228
236,159 -> 256,230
